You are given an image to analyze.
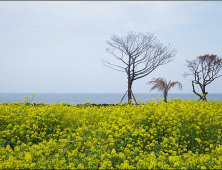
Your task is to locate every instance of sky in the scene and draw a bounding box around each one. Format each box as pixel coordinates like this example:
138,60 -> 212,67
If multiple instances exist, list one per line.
1,1 -> 222,94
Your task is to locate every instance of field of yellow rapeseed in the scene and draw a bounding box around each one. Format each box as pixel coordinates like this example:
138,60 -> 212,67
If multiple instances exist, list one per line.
1,99 -> 222,169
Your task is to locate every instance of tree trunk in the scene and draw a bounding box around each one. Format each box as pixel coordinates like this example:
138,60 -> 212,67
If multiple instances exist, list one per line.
192,81 -> 208,101
201,86 -> 208,101
163,90 -> 167,103
192,81 -> 202,100
128,80 -> 132,104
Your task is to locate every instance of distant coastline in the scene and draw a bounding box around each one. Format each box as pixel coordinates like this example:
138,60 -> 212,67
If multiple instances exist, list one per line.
0,93 -> 221,104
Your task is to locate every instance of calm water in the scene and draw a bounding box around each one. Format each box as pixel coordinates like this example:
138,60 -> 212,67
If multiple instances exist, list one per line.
0,93 -> 221,104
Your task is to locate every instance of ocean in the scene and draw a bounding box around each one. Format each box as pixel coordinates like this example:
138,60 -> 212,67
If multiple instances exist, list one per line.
0,93 -> 221,104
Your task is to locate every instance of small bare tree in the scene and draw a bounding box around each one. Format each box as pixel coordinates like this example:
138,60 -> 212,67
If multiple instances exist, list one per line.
102,31 -> 177,103
147,77 -> 182,103
183,54 -> 222,101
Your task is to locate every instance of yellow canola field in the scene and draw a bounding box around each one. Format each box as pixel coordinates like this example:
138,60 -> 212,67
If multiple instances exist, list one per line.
1,99 -> 222,169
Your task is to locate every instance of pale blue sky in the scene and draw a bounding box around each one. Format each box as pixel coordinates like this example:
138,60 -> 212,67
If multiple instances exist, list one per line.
1,1 -> 222,93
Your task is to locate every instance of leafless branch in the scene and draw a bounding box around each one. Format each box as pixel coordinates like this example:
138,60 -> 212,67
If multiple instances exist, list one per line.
102,31 -> 177,103
184,54 -> 222,101
102,59 -> 125,72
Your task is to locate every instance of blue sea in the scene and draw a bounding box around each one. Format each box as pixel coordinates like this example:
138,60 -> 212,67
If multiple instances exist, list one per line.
0,93 -> 221,104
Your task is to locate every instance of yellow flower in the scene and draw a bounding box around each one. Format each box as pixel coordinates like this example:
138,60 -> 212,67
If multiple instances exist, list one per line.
200,166 -> 207,170
25,153 -> 32,162
77,163 -> 84,169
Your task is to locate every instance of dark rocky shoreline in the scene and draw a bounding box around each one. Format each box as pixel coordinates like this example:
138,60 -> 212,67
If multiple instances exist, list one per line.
1,103 -> 124,107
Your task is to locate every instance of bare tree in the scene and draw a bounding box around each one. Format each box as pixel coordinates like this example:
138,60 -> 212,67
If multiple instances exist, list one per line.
183,54 -> 222,101
147,77 -> 182,103
102,31 -> 177,103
